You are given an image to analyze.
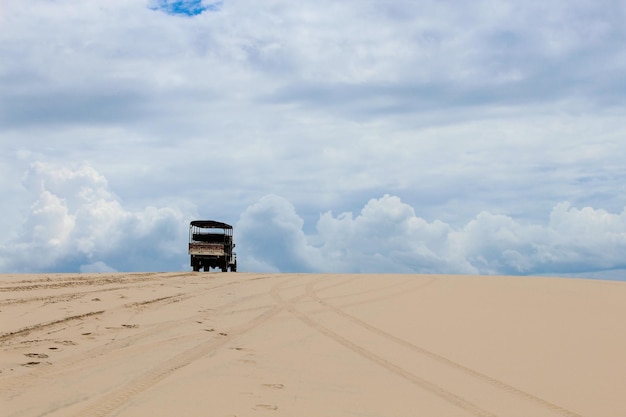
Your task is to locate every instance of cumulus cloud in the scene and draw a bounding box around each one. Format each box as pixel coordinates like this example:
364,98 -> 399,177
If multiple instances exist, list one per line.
0,163 -> 192,273
236,195 -> 323,272
237,194 -> 626,277
314,195 -> 468,274
2,170 -> 625,279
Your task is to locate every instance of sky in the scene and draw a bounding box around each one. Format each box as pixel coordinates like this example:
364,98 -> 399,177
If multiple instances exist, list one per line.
1,0 -> 625,279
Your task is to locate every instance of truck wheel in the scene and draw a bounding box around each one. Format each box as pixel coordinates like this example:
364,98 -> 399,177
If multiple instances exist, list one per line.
192,259 -> 200,272
230,263 -> 237,272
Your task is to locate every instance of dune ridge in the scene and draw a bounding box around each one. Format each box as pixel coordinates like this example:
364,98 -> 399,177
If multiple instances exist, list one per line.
1,272 -> 624,417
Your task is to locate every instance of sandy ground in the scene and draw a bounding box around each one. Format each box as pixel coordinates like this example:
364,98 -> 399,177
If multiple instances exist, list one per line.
1,272 -> 624,417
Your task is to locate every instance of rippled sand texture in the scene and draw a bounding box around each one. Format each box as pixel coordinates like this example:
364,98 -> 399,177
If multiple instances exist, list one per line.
1,272 -> 625,417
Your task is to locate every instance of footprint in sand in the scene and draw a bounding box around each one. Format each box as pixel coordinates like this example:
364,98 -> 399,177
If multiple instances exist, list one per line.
254,404 -> 278,411
262,383 -> 284,389
24,353 -> 49,359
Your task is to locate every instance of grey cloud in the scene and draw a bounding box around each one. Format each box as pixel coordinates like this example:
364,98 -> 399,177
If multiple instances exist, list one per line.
0,89 -> 150,128
236,194 -> 626,278
249,1 -> 626,118
263,61 -> 626,121
3,0 -> 624,128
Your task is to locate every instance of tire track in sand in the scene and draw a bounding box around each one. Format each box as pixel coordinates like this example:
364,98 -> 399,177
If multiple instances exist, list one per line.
0,286 -> 130,307
312,274 -> 438,310
0,293 -> 188,345
0,279 -> 276,398
0,273 -> 197,310
66,277 -> 293,417
270,276 -> 497,417
0,272 -> 192,293
0,272 -> 218,343
0,311 -> 105,342
0,273 -> 163,292
305,277 -> 583,417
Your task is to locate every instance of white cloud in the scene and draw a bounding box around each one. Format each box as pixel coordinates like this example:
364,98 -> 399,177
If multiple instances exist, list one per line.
237,194 -> 626,278
1,164 -> 625,279
236,195 -> 323,272
0,163 -> 192,272
314,195 -> 466,273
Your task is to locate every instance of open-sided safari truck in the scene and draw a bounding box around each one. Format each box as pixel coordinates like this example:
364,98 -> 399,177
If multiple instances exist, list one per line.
189,220 -> 237,272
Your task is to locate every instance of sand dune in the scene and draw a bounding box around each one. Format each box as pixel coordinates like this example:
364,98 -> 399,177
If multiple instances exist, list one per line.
1,272 -> 624,417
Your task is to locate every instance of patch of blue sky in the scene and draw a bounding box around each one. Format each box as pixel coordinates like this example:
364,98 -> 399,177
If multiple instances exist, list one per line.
149,0 -> 222,16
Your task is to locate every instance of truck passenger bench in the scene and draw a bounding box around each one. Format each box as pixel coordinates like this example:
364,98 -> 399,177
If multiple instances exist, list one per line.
192,233 -> 228,243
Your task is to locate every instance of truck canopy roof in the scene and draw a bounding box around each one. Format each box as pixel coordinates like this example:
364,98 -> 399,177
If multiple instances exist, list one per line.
190,220 -> 233,229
